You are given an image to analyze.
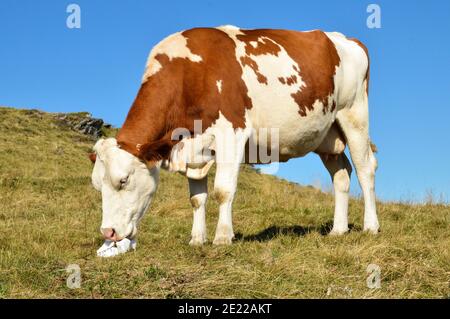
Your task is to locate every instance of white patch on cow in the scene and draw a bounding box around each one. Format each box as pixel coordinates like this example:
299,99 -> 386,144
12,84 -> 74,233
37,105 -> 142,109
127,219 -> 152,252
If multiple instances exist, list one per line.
249,40 -> 258,48
216,80 -> 222,93
315,123 -> 346,155
142,32 -> 203,82
325,32 -> 368,108
216,24 -> 240,31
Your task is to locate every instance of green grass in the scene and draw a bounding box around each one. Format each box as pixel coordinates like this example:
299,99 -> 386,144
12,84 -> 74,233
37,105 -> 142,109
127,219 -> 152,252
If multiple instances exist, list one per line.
0,106 -> 449,298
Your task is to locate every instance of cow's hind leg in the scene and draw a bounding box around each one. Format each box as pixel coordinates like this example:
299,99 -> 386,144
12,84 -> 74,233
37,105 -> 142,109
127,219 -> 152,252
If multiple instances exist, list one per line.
212,128 -> 251,245
320,153 -> 352,235
336,94 -> 379,233
188,177 -> 208,245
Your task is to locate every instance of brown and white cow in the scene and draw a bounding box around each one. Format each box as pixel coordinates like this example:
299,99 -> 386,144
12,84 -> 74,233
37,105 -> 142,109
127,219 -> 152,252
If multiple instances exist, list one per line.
90,26 -> 379,251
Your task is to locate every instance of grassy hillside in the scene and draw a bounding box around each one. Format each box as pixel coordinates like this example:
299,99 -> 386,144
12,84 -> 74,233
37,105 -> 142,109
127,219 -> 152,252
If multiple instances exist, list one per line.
0,106 -> 449,298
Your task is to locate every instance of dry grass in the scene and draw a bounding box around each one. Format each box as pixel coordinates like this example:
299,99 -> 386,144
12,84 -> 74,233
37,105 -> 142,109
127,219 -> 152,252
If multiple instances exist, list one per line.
0,106 -> 449,298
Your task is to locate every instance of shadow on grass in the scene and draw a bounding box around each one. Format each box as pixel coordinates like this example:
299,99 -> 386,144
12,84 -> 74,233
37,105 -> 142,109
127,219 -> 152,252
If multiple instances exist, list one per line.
235,222 -> 360,242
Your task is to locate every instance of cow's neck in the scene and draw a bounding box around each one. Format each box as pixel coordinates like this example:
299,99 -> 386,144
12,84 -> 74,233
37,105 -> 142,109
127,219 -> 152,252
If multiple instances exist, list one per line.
116,80 -> 174,158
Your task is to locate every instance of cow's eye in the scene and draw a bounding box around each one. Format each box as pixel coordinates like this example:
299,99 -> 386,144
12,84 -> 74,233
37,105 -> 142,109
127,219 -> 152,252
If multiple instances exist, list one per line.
119,177 -> 128,189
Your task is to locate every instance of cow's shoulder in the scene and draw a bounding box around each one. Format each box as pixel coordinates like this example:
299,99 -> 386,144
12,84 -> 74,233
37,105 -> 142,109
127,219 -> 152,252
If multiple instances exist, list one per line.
139,27 -> 253,133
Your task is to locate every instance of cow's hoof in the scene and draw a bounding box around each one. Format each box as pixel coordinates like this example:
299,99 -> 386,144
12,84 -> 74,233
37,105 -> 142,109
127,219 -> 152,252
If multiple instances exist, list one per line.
363,226 -> 380,234
189,235 -> 207,246
213,224 -> 234,245
363,220 -> 380,234
328,228 -> 348,236
213,235 -> 234,245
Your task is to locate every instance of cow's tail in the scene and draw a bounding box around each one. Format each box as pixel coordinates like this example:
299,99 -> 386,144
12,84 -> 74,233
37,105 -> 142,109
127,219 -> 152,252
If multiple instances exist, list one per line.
348,37 -> 376,154
348,37 -> 370,95
370,142 -> 378,153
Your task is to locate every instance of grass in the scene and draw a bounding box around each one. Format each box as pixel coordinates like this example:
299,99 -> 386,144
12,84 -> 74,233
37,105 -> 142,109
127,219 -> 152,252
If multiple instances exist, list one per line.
0,106 -> 449,298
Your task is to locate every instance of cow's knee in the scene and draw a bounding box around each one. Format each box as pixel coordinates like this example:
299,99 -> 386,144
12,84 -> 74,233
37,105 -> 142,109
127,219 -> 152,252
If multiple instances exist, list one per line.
211,187 -> 231,205
189,183 -> 208,246
190,192 -> 207,209
333,160 -> 352,194
211,187 -> 234,245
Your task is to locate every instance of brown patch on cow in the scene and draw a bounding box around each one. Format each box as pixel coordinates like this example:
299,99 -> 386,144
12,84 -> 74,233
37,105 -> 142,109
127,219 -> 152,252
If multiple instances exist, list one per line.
118,137 -> 176,166
287,75 -> 297,85
237,29 -> 340,117
116,28 -> 254,163
286,32 -> 339,116
291,90 -> 314,116
139,138 -> 175,162
321,98 -> 336,115
88,152 -> 96,163
348,37 -> 370,96
235,34 -> 281,85
330,100 -> 336,113
278,75 -> 297,86
240,56 -> 268,85
236,35 -> 281,57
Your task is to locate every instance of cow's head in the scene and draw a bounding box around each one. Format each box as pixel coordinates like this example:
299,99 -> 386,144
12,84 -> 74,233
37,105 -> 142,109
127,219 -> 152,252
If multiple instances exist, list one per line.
89,135 -> 215,242
89,138 -> 161,241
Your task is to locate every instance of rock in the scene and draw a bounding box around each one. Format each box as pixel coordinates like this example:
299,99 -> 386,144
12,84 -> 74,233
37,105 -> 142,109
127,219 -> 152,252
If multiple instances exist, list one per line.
54,112 -> 111,139
74,118 -> 104,138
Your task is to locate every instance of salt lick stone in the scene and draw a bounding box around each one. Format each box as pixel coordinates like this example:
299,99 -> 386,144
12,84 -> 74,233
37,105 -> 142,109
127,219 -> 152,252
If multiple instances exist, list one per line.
96,238 -> 137,257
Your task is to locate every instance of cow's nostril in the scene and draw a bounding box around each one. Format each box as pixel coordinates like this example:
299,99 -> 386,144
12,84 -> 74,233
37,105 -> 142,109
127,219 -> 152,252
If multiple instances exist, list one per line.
102,228 -> 116,240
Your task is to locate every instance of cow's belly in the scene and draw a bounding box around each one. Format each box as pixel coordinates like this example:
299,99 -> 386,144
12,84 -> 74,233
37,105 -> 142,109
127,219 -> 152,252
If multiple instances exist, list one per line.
247,99 -> 335,161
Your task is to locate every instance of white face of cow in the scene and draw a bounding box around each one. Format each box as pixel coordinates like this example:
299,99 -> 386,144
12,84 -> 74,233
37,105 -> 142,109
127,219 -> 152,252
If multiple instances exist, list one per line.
91,138 -> 159,241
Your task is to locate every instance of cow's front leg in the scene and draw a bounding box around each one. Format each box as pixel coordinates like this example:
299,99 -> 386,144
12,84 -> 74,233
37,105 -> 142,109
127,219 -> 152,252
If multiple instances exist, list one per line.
212,167 -> 237,245
212,128 -> 251,245
188,177 -> 208,246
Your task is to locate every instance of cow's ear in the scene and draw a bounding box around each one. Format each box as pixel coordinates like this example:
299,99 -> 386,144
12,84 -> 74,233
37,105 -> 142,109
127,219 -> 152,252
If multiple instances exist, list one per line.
139,139 -> 174,163
88,152 -> 97,164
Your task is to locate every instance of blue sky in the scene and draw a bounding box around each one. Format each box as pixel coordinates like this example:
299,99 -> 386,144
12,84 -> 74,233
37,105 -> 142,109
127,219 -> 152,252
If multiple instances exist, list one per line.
1,0 -> 449,202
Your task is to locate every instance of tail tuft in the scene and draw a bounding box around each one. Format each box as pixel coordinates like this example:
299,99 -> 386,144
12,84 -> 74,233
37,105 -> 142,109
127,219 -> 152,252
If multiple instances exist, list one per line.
370,141 -> 378,153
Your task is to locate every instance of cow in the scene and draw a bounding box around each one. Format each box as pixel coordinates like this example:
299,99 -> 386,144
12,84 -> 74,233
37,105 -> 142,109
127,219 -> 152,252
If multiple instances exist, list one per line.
90,26 -> 379,250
